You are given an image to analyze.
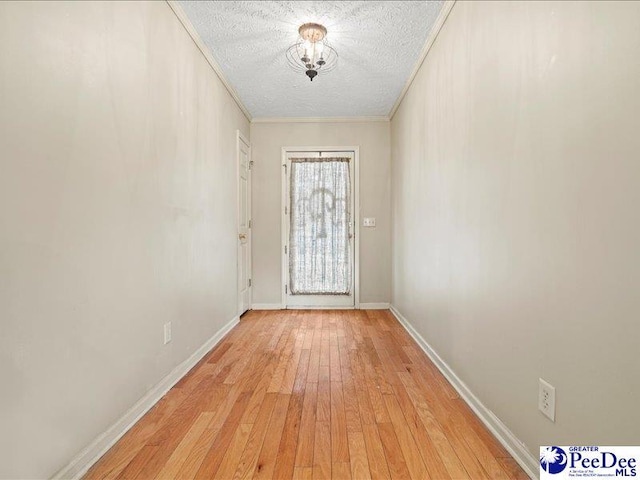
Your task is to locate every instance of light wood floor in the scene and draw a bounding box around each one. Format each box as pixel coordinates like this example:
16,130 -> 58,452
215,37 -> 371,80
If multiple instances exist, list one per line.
84,310 -> 528,479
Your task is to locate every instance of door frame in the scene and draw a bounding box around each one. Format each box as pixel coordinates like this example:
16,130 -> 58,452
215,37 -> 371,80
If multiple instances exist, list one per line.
281,146 -> 360,309
237,130 -> 252,315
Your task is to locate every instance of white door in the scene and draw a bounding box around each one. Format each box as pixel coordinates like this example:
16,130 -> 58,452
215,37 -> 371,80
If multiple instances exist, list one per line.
284,151 -> 355,308
237,132 -> 251,315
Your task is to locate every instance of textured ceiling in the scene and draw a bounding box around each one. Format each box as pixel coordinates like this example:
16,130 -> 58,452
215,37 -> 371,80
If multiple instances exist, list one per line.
178,1 -> 444,118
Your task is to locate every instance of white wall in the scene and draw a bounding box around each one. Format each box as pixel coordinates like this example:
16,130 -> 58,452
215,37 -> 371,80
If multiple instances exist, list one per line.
0,1 -> 249,477
391,0 -> 640,460
250,121 -> 391,306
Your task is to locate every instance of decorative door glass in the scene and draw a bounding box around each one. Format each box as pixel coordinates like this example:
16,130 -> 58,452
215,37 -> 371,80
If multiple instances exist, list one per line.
289,158 -> 351,295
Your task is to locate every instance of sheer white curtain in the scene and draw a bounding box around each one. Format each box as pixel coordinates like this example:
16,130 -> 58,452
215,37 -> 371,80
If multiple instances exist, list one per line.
289,158 -> 351,295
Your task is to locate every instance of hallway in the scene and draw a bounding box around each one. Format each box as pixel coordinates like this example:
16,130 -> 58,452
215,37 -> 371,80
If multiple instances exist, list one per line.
85,310 -> 527,479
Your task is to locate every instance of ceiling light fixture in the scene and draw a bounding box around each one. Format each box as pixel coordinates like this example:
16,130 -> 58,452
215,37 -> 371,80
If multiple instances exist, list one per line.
286,23 -> 338,82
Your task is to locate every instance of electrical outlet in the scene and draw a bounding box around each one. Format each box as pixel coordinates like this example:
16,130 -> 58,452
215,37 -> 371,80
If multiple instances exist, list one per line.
539,378 -> 556,422
164,322 -> 172,345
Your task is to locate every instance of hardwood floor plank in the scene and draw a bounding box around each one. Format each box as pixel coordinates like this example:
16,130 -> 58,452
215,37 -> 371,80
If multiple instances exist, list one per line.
192,418 -> 238,478
302,316 -> 315,350
273,392 -> 305,480
115,445 -> 157,480
225,391 -> 254,425
293,466 -> 314,480
239,355 -> 277,424
362,424 -> 391,480
332,461 -> 352,480
268,327 -> 298,393
457,424 -> 511,479
343,376 -> 362,434
374,364 -> 395,396
133,377 -> 228,479
173,428 -> 216,479
175,362 -> 221,393
281,336 -> 305,394
295,382 -> 318,468
316,373 -> 331,423
444,425 -> 492,479
347,430 -> 371,480
391,380 -> 451,479
293,349 -> 311,395
154,411 -> 214,479
193,391 -> 252,478
306,326 -> 321,384
405,365 -> 492,478
376,422 -> 412,480
397,372 -> 469,479
361,354 -> 390,424
313,421 -> 331,480
330,340 -> 342,382
330,381 -> 349,464
232,393 -> 278,480
252,393 -> 291,478
205,342 -> 232,365
320,327 -> 331,368
350,351 -> 376,426
84,310 -> 528,480
212,422 -> 253,479
497,457 -> 531,480
382,394 -> 430,479
204,383 -> 244,434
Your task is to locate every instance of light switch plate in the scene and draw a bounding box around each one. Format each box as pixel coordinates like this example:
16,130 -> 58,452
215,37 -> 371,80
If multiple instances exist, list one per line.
363,217 -> 376,227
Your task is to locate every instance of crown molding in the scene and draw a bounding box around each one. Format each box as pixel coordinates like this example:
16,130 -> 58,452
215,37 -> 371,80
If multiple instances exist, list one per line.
166,0 -> 252,122
251,116 -> 390,124
388,0 -> 457,120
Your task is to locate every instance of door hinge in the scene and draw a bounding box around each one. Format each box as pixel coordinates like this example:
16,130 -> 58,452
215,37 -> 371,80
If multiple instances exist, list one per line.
248,219 -> 252,228
284,205 -> 288,215
285,284 -> 288,294
249,160 -> 254,170
283,164 -> 287,174
248,279 -> 252,287
284,245 -> 288,254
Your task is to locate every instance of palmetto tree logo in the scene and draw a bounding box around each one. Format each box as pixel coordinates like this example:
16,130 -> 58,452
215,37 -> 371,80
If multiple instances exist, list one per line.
540,446 -> 568,474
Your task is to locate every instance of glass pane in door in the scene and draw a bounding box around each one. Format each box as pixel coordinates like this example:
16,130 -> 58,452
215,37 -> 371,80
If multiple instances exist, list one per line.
289,158 -> 351,295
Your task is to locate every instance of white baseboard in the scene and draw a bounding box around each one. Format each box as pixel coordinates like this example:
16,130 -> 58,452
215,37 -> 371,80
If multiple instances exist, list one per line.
52,315 -> 240,480
389,305 -> 538,479
359,302 -> 390,310
251,303 -> 283,310
250,303 -> 391,310
286,306 -> 355,310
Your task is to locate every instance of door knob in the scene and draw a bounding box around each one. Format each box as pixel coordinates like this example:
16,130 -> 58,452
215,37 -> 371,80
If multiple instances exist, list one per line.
239,233 -> 247,240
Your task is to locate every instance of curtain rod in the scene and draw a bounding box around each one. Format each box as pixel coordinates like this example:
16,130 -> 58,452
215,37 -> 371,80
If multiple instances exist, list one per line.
290,157 -> 350,163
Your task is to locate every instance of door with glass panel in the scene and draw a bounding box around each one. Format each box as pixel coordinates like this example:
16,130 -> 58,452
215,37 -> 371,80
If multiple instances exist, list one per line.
284,151 -> 355,308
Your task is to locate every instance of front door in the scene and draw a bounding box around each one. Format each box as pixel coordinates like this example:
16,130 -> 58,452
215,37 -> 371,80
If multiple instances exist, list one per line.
284,151 -> 355,308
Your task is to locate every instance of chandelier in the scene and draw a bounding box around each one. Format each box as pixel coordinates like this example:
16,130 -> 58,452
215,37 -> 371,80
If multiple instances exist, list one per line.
286,23 -> 338,81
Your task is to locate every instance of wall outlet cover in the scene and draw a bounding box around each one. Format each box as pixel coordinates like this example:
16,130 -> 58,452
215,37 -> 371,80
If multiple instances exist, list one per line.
538,378 -> 556,422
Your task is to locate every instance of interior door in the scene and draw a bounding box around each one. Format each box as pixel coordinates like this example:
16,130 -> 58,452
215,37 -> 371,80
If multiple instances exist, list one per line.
284,151 -> 355,308
237,133 -> 251,315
